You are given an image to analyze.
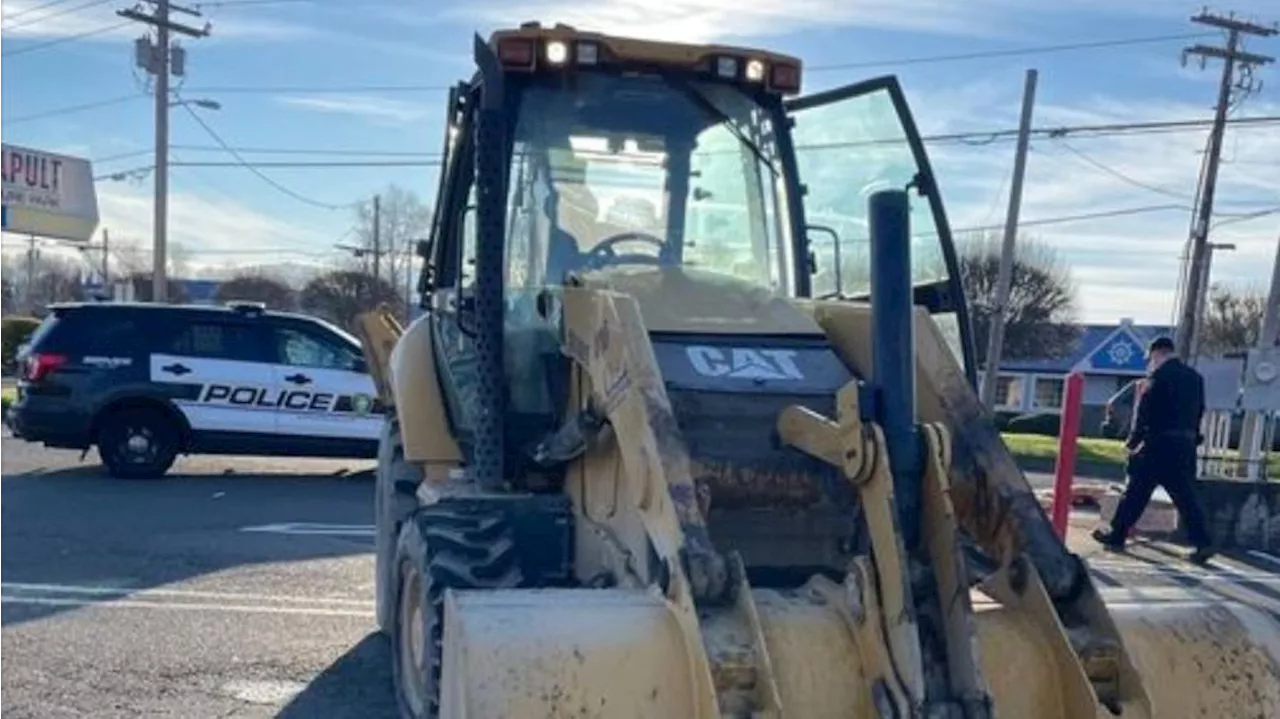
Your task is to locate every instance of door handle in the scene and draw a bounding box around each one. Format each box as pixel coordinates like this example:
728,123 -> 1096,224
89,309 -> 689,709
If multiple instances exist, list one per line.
285,373 -> 312,385
161,363 -> 191,376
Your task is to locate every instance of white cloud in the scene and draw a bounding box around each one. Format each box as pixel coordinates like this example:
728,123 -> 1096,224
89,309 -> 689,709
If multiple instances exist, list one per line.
0,0 -> 318,43
95,184 -> 324,259
275,94 -> 433,125
449,0 -> 1024,44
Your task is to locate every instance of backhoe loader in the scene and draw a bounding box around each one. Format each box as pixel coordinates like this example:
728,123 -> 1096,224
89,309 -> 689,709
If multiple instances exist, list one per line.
357,23 -> 1280,719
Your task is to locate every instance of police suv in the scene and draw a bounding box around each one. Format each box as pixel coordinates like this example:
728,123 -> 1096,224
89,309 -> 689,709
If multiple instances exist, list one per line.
6,301 -> 383,478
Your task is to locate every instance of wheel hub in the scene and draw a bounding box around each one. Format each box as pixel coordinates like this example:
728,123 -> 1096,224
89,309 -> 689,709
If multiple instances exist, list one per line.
126,432 -> 151,455
398,566 -> 429,716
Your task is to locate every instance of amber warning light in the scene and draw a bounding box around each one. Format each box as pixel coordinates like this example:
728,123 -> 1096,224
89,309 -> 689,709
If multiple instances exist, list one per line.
491,29 -> 802,94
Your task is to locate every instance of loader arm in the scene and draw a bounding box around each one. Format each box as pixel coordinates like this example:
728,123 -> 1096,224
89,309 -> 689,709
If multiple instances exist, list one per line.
355,304 -> 404,409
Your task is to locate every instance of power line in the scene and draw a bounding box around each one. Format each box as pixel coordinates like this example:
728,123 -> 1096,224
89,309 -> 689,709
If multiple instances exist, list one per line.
950,204 -> 1188,236
171,32 -> 1230,93
808,32 -> 1215,72
175,95 -> 356,210
1,93 -> 144,125
196,0 -> 344,6
83,111 -> 1280,168
182,83 -> 449,94
3,0 -> 90,21
1049,138 -> 1194,202
1,18 -> 127,56
2,0 -> 115,31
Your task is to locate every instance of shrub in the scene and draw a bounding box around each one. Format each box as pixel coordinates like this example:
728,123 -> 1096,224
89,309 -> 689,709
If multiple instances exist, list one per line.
1,316 -> 40,372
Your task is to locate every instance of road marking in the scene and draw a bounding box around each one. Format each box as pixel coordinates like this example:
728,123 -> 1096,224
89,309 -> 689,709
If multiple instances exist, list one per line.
239,522 -> 374,537
1,582 -> 372,607
1085,559 -> 1280,581
1248,550 -> 1280,570
221,679 -> 308,705
0,594 -> 373,618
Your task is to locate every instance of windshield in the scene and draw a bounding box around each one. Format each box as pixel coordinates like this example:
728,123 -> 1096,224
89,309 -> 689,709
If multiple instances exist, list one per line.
503,73 -> 795,296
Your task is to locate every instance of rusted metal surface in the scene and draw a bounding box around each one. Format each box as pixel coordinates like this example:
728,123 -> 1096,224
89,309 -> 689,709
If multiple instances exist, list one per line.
1112,600 -> 1280,718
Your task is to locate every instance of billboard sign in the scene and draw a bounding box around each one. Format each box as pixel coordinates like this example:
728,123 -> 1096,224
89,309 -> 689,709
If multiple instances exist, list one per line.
1,143 -> 100,243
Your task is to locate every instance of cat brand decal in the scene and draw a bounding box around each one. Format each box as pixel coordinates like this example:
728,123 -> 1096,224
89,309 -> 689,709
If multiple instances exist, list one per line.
201,384 -> 337,412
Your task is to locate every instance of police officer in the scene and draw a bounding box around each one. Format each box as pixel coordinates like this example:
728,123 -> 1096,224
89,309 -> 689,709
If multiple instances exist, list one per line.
1092,336 -> 1215,565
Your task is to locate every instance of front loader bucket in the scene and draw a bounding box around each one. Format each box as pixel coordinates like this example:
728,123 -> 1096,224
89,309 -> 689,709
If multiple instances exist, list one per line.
434,585 -> 1280,718
1096,588 -> 1280,717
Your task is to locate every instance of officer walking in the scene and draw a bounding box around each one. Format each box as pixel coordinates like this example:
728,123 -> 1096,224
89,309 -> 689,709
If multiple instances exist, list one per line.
1092,336 -> 1216,565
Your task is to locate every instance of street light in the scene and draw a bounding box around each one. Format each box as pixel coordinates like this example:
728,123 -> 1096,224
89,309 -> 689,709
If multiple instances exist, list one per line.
152,95 -> 220,303
170,97 -> 221,111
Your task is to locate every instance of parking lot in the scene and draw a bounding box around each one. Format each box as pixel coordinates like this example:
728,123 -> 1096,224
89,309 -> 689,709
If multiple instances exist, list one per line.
4,429 -> 1280,718
1,434 -> 395,718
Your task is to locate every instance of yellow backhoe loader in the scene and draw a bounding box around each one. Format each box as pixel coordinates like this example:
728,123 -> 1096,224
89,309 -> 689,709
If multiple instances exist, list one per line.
356,23 -> 1280,719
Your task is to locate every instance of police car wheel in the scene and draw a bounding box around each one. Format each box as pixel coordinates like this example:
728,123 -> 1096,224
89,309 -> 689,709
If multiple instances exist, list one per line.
98,407 -> 179,480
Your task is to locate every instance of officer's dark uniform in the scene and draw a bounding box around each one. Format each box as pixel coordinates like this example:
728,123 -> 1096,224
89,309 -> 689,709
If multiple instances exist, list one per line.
1094,337 -> 1214,563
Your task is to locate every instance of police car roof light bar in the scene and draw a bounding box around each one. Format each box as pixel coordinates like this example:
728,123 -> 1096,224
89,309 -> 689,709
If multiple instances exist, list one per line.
226,301 -> 266,315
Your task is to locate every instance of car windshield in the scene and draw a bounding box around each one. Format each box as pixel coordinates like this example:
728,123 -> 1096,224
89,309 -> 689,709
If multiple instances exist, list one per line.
503,72 -> 795,296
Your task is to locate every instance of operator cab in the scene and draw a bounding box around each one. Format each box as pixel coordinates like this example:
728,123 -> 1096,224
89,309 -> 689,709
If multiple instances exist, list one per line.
423,25 -> 973,483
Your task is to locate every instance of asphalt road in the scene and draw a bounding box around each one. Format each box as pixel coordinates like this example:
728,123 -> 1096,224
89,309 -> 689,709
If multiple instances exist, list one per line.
3,433 -> 1278,718
1,436 -> 393,718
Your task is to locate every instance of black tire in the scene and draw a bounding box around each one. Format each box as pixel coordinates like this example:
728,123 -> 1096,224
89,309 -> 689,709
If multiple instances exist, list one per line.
376,416 -> 423,636
390,504 -> 522,719
97,405 -> 179,479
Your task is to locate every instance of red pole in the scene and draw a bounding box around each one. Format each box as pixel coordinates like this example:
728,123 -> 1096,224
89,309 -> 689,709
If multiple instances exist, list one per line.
1051,371 -> 1085,539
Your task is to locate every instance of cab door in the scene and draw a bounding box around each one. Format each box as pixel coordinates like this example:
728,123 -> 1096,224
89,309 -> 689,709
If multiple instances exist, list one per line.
783,76 -> 976,385
267,322 -> 382,444
153,316 -> 278,437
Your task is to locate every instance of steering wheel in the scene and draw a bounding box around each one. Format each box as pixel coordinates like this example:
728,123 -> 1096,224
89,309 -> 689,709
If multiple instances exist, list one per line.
582,231 -> 668,270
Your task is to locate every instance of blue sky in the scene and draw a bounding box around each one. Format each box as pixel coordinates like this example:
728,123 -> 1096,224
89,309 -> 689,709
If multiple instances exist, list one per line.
2,0 -> 1278,323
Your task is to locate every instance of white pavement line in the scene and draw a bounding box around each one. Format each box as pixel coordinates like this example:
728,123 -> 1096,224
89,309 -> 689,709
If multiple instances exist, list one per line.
0,594 -> 373,618
239,523 -> 374,537
1,582 -> 372,607
1084,559 -> 1280,581
1248,550 -> 1280,570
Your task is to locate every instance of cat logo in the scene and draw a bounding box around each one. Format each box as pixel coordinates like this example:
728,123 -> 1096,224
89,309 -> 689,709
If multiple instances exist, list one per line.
685,346 -> 804,381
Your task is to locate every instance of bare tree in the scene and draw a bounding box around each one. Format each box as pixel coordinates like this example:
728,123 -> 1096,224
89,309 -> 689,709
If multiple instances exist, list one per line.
215,272 -> 297,310
1200,283 -> 1265,356
958,232 -> 1081,362
108,237 -> 152,276
2,252 -> 87,312
300,269 -> 402,331
350,184 -> 431,290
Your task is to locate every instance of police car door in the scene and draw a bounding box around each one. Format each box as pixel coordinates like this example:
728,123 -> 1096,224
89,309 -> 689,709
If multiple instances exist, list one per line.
268,323 -> 381,442
152,317 -> 278,437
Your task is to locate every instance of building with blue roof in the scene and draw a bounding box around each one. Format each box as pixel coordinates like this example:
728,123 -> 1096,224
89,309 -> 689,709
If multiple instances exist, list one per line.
980,318 -> 1173,421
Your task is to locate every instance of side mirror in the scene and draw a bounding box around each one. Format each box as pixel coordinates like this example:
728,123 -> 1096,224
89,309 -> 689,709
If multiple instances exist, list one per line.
353,357 -> 369,374
806,224 -> 842,299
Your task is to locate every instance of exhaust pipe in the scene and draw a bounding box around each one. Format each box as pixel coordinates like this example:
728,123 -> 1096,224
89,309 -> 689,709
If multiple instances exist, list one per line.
868,188 -> 922,549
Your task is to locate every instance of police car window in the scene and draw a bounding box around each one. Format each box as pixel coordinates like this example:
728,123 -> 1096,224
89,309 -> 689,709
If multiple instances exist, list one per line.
168,322 -> 260,361
276,328 -> 360,370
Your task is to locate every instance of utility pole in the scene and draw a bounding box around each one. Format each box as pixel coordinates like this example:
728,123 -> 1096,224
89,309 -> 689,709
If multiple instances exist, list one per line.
101,228 -> 110,287
980,68 -> 1038,410
118,0 -> 209,303
403,246 -> 415,322
25,234 -> 38,312
1174,9 -> 1276,361
372,194 -> 382,286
